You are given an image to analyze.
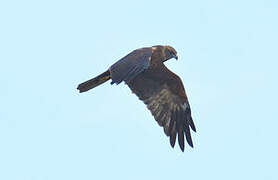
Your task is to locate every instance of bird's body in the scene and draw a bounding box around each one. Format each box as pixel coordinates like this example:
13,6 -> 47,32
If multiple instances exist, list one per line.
77,45 -> 196,152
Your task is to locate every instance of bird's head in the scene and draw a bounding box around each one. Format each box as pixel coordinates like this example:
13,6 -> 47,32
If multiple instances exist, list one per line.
152,45 -> 178,62
162,45 -> 178,62
165,45 -> 178,61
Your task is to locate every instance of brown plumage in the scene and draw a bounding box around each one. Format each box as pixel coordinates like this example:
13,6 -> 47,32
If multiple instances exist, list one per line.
77,45 -> 196,152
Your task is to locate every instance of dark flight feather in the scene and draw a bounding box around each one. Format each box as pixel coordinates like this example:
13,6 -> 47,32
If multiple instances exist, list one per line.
128,72 -> 196,151
170,122 -> 177,148
169,108 -> 176,138
177,110 -> 185,152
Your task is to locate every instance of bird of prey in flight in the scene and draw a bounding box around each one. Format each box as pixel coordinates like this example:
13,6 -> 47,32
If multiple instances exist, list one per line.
77,45 -> 196,152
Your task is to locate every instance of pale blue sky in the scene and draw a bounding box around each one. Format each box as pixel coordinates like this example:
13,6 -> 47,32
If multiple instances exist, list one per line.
0,0 -> 278,179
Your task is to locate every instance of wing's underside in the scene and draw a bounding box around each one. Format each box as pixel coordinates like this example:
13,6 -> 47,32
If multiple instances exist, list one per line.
127,68 -> 196,151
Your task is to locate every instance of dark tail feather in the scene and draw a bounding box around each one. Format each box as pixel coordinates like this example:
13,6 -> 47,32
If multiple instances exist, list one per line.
77,70 -> 111,93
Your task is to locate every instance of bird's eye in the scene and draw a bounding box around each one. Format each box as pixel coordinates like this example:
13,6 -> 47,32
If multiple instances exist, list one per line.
170,51 -> 176,56
168,50 -> 178,60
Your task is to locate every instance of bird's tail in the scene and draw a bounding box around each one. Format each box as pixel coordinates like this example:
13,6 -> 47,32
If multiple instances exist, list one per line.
77,70 -> 111,93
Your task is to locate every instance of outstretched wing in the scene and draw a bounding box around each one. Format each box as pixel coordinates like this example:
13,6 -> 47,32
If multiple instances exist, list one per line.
127,67 -> 196,151
109,48 -> 152,84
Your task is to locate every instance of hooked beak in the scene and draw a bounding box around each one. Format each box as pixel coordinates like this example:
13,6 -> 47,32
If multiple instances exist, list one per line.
173,54 -> 178,60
